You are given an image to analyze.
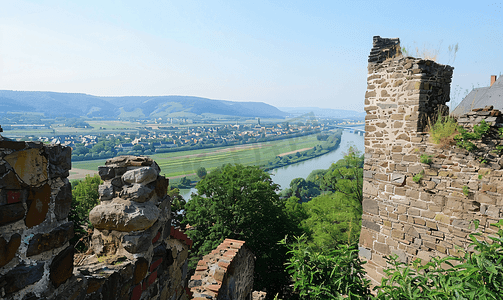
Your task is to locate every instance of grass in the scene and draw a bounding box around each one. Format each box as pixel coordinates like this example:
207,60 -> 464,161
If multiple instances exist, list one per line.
72,133 -> 324,178
428,114 -> 458,147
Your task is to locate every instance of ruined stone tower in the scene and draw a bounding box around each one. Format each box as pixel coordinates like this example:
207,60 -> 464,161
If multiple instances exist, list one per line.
360,36 -> 455,284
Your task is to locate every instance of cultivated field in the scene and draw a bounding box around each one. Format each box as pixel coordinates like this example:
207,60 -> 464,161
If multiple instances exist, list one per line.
72,133 -> 321,178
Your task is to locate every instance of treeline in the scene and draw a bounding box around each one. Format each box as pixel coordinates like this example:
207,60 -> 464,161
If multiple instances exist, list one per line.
262,130 -> 342,171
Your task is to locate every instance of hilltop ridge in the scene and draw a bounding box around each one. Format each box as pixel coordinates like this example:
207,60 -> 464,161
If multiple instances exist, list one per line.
0,90 -> 288,119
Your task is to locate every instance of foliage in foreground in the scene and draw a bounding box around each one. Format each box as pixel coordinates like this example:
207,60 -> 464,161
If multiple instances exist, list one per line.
375,220 -> 503,300
282,220 -> 503,300
281,236 -> 372,300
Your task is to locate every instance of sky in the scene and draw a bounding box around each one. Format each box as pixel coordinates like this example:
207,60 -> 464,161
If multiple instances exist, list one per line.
0,0 -> 501,112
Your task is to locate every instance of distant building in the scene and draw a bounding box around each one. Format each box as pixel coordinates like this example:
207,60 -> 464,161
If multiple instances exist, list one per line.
452,75 -> 503,116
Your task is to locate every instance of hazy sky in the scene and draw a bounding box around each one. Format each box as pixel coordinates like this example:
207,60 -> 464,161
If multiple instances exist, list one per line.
0,0 -> 501,111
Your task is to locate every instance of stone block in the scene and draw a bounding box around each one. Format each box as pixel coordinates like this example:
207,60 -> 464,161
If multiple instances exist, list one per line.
411,200 -> 428,210
1,262 -> 45,295
359,228 -> 374,248
0,233 -> 21,267
98,166 -> 116,180
155,176 -> 169,198
485,206 -> 500,218
391,248 -> 407,263
359,247 -> 372,260
421,210 -> 436,219
122,167 -> 158,185
391,229 -> 405,240
25,184 -> 51,228
476,193 -> 496,205
362,219 -> 380,232
50,245 -> 74,288
374,242 -> 390,255
123,224 -> 158,254
414,218 -> 426,226
406,226 -> 420,238
0,140 -> 27,150
46,145 -> 71,179
417,250 -> 433,264
0,202 -> 26,226
4,148 -> 48,186
134,257 -> 149,285
408,208 -> 420,216
0,170 -> 23,189
89,199 -> 160,232
121,183 -> 155,203
425,220 -> 437,230
54,178 -> 72,221
99,182 -> 115,201
27,222 -> 74,256
362,198 -> 379,215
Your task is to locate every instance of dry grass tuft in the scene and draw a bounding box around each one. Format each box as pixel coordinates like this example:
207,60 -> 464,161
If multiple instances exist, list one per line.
427,113 -> 459,148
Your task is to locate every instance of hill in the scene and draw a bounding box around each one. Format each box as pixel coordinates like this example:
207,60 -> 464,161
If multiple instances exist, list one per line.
0,90 -> 288,119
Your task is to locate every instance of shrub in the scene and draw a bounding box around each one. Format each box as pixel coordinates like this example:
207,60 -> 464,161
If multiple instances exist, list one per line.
420,154 -> 433,164
281,236 -> 372,299
412,170 -> 424,183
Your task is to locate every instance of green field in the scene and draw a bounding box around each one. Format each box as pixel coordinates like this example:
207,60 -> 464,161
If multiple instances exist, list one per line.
72,133 -> 322,178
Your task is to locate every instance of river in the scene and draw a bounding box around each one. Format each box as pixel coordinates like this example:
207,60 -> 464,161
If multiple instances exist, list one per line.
179,128 -> 364,199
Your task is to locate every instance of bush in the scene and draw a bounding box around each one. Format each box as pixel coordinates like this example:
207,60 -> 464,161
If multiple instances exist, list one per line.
281,236 -> 372,299
420,154 -> 433,164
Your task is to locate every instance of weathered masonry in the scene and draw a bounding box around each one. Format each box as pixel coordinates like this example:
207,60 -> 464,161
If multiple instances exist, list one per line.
360,36 -> 503,285
0,147 -> 193,300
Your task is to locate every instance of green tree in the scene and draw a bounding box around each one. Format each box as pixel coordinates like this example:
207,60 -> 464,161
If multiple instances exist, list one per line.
184,164 -> 293,293
68,174 -> 102,251
196,166 -> 207,179
179,176 -> 191,187
301,192 -> 362,250
322,147 -> 363,203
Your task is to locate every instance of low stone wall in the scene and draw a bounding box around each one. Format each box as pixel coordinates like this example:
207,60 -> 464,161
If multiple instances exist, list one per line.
189,239 -> 255,300
456,106 -> 503,128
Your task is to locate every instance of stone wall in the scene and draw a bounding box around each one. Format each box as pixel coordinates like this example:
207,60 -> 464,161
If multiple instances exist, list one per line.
189,239 -> 255,300
0,148 -> 193,299
0,139 -> 73,299
360,36 -> 503,286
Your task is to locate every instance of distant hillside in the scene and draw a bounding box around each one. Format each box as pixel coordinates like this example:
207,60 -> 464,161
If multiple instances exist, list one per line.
279,107 -> 365,119
0,91 -> 288,119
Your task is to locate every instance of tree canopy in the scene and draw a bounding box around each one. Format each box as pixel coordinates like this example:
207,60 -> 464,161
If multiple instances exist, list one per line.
183,163 -> 294,293
196,166 -> 207,179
